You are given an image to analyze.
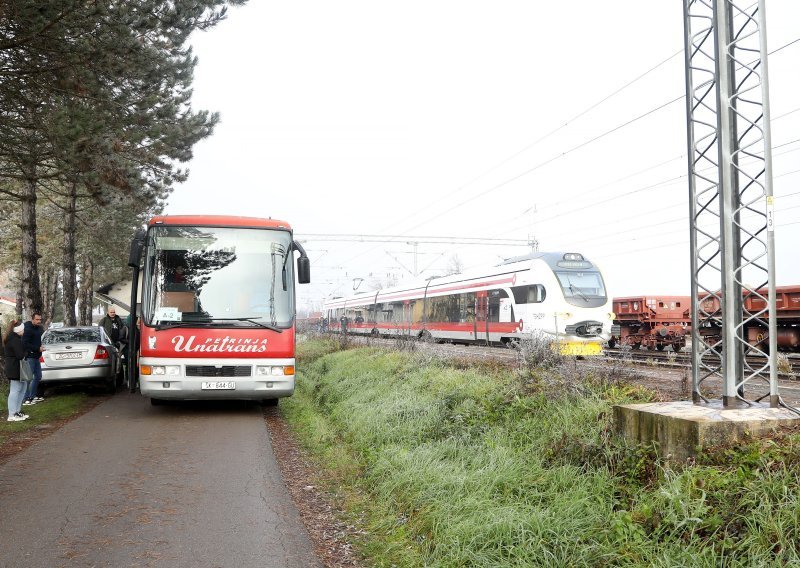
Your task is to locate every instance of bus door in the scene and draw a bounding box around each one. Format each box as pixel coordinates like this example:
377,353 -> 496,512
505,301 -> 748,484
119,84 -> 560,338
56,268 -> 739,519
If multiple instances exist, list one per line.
475,291 -> 489,345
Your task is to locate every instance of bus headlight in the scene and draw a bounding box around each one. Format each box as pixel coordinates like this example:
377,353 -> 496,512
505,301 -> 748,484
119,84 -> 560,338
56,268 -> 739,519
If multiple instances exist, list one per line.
256,365 -> 295,376
150,365 -> 180,376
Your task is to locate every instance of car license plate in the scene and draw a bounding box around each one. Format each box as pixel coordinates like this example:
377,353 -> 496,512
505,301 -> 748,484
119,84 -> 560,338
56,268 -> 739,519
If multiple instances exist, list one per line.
55,352 -> 83,360
201,381 -> 236,390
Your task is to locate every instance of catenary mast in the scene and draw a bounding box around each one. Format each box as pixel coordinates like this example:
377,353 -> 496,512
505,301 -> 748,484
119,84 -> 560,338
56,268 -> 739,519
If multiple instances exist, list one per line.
682,0 -> 779,407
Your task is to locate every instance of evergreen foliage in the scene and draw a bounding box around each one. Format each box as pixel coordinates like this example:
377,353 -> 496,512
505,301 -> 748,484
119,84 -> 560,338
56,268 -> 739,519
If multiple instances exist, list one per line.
0,0 -> 247,316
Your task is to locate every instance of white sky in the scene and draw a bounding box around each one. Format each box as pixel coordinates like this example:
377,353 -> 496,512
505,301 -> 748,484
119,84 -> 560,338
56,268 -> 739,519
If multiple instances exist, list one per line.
165,1 -> 800,313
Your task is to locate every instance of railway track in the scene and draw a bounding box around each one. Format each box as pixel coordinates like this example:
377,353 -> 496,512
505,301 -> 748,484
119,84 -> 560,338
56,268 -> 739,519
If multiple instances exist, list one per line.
604,346 -> 800,376
329,334 -> 800,405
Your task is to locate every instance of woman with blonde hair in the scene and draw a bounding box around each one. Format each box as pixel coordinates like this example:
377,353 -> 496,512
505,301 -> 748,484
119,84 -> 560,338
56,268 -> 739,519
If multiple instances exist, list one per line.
5,319 -> 30,421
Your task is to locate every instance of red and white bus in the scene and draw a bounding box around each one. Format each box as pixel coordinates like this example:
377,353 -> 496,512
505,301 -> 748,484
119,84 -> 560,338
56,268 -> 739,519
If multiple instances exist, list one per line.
127,215 -> 310,405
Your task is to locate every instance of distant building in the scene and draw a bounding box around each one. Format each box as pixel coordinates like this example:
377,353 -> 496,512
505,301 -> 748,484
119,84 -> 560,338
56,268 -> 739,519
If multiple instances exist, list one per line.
0,295 -> 18,319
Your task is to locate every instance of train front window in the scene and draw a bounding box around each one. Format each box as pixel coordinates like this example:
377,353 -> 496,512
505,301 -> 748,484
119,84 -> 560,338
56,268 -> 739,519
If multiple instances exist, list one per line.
555,271 -> 607,307
143,226 -> 294,327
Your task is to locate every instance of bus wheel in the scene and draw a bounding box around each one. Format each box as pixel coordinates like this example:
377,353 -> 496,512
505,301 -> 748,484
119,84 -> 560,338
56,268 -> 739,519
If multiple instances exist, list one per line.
261,398 -> 279,407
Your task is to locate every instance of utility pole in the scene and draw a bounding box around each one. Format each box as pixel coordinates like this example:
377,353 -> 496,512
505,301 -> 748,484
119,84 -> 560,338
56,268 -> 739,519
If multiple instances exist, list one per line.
683,0 -> 778,407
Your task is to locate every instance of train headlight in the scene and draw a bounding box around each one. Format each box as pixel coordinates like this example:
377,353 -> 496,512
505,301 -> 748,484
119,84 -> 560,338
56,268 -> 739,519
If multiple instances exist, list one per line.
558,312 -> 573,320
608,312 -> 616,320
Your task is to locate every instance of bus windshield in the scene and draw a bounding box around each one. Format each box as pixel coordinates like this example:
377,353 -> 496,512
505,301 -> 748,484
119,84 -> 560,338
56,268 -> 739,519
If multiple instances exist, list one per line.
554,271 -> 607,307
143,226 -> 294,327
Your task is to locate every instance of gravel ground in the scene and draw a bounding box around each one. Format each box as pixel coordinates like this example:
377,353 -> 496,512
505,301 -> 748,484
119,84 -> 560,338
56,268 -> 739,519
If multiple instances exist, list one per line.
264,406 -> 364,568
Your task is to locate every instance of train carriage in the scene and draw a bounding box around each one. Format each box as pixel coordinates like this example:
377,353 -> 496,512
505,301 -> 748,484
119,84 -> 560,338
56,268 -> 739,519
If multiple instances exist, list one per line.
611,296 -> 691,351
323,252 -> 614,355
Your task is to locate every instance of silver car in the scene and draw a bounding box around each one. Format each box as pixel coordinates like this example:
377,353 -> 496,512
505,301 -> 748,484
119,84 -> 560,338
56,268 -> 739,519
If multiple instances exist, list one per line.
40,326 -> 120,393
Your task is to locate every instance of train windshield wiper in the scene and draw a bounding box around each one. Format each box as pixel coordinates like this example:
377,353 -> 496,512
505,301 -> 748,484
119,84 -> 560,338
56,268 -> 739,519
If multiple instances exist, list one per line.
566,278 -> 590,302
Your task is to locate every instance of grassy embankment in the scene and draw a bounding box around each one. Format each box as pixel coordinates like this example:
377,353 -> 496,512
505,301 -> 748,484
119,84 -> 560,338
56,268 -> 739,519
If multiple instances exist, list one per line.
284,336 -> 800,567
0,381 -> 92,445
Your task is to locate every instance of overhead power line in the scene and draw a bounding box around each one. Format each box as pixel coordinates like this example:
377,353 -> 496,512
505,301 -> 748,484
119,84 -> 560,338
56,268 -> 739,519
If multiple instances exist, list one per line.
329,36 -> 800,281
296,233 -> 531,247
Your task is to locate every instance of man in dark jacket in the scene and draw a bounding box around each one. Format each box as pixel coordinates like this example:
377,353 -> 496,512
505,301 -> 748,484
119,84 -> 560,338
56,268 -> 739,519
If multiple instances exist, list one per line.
99,306 -> 125,345
22,312 -> 45,405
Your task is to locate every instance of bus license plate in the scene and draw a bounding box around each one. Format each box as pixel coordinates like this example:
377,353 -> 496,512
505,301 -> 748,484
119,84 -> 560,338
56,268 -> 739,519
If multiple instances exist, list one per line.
201,381 -> 236,390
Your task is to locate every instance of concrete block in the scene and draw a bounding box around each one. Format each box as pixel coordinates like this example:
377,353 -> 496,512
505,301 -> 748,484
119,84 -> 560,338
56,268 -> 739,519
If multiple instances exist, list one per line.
613,400 -> 800,460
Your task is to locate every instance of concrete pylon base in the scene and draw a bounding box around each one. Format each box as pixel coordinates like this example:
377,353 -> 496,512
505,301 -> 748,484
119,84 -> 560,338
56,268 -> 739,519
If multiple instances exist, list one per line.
613,400 -> 800,460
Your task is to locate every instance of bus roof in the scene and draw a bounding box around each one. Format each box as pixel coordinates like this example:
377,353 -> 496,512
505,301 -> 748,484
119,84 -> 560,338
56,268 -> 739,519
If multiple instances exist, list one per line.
148,215 -> 292,230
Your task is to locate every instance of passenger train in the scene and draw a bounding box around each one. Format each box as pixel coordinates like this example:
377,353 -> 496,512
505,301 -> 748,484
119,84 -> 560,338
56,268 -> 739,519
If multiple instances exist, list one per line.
322,252 -> 614,355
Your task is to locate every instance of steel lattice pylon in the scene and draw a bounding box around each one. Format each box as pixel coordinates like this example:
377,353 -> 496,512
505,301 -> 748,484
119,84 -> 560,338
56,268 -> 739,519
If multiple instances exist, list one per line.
682,0 -> 778,407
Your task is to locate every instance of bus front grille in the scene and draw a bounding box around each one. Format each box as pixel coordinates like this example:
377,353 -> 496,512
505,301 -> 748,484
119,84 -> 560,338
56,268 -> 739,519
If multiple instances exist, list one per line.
185,365 -> 252,377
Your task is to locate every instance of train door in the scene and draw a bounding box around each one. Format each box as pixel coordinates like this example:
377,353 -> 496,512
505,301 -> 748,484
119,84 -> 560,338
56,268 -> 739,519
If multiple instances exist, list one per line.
475,291 -> 489,345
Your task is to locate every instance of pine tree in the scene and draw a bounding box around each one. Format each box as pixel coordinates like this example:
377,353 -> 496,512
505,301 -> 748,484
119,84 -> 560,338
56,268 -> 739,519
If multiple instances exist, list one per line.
0,0 -> 248,314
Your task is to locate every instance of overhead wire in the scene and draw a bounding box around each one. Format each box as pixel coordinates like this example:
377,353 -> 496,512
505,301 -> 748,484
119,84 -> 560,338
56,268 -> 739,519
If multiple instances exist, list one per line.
334,47 -> 686,268
317,36 -> 800,293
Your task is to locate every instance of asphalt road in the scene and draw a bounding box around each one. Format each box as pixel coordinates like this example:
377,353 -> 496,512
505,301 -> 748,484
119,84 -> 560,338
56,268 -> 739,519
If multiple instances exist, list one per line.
0,393 -> 322,568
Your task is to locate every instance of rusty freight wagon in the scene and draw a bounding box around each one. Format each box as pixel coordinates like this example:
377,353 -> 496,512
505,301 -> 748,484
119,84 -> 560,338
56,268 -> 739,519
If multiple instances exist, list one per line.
699,285 -> 800,351
610,296 -> 691,350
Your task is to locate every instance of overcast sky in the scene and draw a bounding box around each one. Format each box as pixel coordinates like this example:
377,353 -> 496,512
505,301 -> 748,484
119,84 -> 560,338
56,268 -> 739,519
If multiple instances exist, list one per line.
165,1 -> 800,312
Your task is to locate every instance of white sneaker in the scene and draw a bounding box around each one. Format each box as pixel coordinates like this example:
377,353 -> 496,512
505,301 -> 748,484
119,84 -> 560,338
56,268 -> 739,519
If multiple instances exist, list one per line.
22,400 -> 35,406
7,414 -> 24,422
32,397 -> 44,402
15,412 -> 29,420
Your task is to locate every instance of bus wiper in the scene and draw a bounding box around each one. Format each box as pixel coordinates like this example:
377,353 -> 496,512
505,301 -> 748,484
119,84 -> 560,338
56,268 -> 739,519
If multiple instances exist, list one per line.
154,321 -> 218,330
281,247 -> 291,291
215,317 -> 284,333
154,318 -> 283,332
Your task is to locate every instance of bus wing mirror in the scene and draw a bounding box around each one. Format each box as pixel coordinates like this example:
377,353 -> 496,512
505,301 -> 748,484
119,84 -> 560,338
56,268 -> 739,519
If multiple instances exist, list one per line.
293,239 -> 310,284
297,256 -> 310,284
128,229 -> 146,268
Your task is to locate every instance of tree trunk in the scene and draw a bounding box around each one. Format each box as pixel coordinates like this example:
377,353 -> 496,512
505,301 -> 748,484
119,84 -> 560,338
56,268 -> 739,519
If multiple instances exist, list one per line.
42,267 -> 59,325
21,174 -> 43,317
78,258 -> 94,325
15,281 -> 23,317
62,182 -> 78,326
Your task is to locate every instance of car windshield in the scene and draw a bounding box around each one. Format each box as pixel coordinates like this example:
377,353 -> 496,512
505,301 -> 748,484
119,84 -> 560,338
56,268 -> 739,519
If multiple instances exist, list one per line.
44,329 -> 101,344
143,225 -> 295,327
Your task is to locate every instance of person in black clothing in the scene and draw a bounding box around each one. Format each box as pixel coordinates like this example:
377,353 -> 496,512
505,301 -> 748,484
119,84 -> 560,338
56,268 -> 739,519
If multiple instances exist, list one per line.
99,307 -> 127,385
5,320 -> 30,421
22,312 -> 44,405
99,306 -> 125,345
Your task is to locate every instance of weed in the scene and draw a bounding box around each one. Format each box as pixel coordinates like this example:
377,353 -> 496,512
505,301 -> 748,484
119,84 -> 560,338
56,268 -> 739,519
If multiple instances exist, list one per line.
777,353 -> 792,376
514,331 -> 566,373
